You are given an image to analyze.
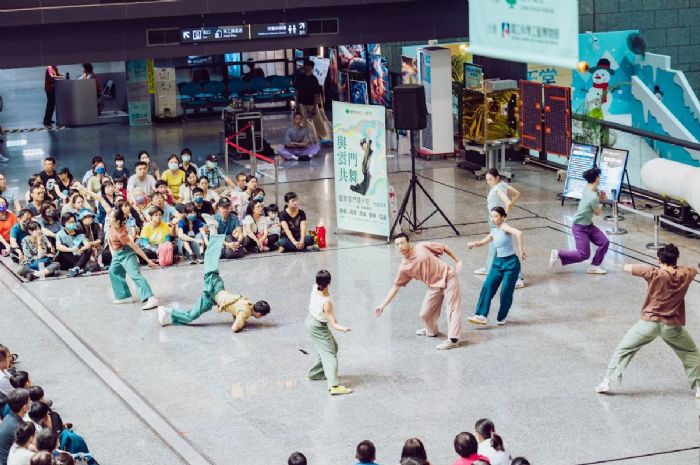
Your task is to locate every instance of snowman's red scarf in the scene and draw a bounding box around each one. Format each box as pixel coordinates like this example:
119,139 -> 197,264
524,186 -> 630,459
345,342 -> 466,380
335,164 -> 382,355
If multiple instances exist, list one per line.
592,82 -> 609,103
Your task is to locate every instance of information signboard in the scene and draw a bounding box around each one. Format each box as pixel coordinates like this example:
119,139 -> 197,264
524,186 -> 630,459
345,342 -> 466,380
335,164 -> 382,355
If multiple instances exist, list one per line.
463,63 -> 484,89
250,22 -> 308,39
562,143 -> 597,200
180,25 -> 249,44
598,147 -> 629,200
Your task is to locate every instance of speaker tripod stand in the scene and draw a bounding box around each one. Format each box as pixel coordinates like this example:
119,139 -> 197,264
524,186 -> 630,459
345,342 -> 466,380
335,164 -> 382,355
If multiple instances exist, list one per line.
391,131 -> 459,235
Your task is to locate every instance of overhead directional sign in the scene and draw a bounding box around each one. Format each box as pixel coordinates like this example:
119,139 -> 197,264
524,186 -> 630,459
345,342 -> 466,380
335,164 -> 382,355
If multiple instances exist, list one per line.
180,25 -> 250,44
250,21 -> 308,39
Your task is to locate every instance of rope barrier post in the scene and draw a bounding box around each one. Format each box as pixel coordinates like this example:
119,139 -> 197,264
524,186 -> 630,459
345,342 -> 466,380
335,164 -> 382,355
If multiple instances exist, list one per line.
250,124 -> 258,176
606,198 -> 627,235
604,189 -> 624,222
646,214 -> 669,250
224,135 -> 229,175
273,155 -> 279,206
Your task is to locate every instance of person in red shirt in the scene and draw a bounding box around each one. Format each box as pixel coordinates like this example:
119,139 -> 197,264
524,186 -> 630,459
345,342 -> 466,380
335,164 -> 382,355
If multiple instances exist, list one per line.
0,196 -> 18,256
375,233 -> 463,350
451,432 -> 491,465
596,243 -> 700,398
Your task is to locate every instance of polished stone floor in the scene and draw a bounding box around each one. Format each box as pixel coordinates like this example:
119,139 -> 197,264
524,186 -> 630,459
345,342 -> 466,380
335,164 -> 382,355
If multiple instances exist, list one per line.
2,144 -> 700,465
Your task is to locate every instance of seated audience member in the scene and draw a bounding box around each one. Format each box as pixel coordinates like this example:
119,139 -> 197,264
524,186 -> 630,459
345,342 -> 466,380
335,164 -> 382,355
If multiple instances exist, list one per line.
288,452 -> 307,465
114,176 -> 127,200
149,192 -> 179,224
7,421 -> 35,465
26,186 -> 46,218
129,188 -> 151,226
0,349 -> 13,395
476,419 -> 509,465
161,154 -> 185,202
38,157 -> 59,202
452,432 -> 490,465
9,371 -> 30,390
23,175 -> 43,206
85,160 -> 111,200
178,171 -> 199,205
355,440 -> 378,465
0,389 -> 31,464
60,193 -> 86,216
234,175 -> 257,218
401,438 -> 430,465
177,203 -> 208,264
154,180 -> 175,206
278,192 -> 315,252
0,197 -> 19,257
77,210 -> 103,270
179,148 -> 198,176
81,156 -> 103,185
278,112 -> 321,160
191,188 -> 215,217
198,176 -> 219,204
55,212 -> 92,277
233,172 -> 247,192
127,161 -> 156,197
27,401 -> 51,433
0,172 -> 20,212
197,154 -> 234,192
38,204 -> 60,242
242,200 -> 269,253
402,460 -> 424,465
29,452 -> 52,465
26,387 -> 49,407
53,452 -> 74,465
138,150 -> 160,180
139,206 -> 173,260
96,180 -> 117,225
112,154 -> 130,180
18,221 -> 59,280
266,204 -> 281,249
33,429 -> 57,454
213,198 -> 244,259
10,209 -> 33,263
54,168 -> 73,203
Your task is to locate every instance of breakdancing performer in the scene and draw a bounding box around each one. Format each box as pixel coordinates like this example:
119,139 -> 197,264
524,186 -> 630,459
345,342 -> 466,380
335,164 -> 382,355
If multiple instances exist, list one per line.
157,233 -> 270,330
596,244 -> 700,398
375,233 -> 463,350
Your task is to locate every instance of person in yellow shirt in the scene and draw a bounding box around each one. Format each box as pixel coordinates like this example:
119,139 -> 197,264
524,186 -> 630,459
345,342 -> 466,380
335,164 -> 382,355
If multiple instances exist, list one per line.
139,206 -> 173,258
161,154 -> 186,202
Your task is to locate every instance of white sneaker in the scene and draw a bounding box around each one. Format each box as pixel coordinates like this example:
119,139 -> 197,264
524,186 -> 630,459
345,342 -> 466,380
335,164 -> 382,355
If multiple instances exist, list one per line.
0,154 -> 9,163
435,339 -> 460,350
473,267 -> 488,275
515,279 -> 525,289
141,296 -> 159,310
157,306 -> 172,326
467,315 -> 489,326
596,378 -> 612,394
549,249 -> 559,269
113,296 -> 136,304
497,319 -> 507,326
587,265 -> 607,275
415,328 -> 438,337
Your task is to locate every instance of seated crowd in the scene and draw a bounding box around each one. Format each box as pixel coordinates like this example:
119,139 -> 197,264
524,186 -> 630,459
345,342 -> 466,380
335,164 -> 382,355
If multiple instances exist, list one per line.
288,431 -> 530,465
0,150 -> 320,280
0,346 -> 97,465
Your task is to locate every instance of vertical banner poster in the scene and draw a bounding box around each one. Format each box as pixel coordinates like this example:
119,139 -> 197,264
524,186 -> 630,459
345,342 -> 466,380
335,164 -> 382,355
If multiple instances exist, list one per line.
563,143 -> 598,200
468,0 -> 579,68
333,101 -> 390,238
598,147 -> 629,200
125,60 -> 152,126
309,56 -> 331,86
369,55 -> 391,107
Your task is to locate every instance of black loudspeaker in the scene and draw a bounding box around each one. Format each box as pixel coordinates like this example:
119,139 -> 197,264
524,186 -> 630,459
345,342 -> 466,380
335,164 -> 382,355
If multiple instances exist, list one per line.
392,84 -> 428,130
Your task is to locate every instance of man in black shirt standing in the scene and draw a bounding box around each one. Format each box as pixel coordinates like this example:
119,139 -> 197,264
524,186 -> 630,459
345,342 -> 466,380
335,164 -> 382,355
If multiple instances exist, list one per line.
293,60 -> 328,142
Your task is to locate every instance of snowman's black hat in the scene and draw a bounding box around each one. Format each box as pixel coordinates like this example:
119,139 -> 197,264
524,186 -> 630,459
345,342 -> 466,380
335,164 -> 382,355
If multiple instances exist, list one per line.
590,58 -> 615,75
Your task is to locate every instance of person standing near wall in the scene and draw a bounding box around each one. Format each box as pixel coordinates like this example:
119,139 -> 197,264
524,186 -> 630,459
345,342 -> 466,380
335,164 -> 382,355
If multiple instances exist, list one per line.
294,60 -> 328,143
43,66 -> 62,126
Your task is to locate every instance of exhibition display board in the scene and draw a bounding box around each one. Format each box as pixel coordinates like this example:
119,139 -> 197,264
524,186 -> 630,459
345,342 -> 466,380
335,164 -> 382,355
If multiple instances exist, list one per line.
562,143 -> 598,200
125,59 -> 152,126
332,101 -> 390,238
418,47 -> 453,154
598,147 -> 629,200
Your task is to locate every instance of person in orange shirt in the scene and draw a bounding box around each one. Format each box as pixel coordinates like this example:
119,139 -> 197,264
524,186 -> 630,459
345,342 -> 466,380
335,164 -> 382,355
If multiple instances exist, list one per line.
375,233 -> 463,350
0,196 -> 18,256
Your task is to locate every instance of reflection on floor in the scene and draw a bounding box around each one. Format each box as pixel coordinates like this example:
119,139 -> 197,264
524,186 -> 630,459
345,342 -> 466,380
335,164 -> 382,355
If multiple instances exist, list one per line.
2,160 -> 699,465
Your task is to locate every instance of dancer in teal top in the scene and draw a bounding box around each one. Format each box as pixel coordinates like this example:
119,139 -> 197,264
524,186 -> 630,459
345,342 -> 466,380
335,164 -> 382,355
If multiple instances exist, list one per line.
467,206 -> 526,326
157,233 -> 270,330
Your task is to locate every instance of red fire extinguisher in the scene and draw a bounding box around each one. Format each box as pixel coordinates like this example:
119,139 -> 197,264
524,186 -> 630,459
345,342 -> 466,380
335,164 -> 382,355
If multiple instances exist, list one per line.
316,223 -> 327,249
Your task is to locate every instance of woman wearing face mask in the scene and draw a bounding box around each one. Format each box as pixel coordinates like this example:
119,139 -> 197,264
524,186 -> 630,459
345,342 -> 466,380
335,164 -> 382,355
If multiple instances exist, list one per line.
197,176 -> 219,204
86,161 -> 112,199
242,200 -> 269,253
177,203 -> 208,264
179,171 -> 199,205
18,220 -> 60,280
179,148 -> 198,176
55,212 -> 93,277
162,154 -> 185,203
39,203 -> 61,242
139,150 -> 160,180
78,209 -> 104,270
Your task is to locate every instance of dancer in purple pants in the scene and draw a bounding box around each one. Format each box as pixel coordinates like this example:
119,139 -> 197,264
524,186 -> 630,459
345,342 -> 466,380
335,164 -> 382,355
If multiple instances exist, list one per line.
550,167 -> 610,274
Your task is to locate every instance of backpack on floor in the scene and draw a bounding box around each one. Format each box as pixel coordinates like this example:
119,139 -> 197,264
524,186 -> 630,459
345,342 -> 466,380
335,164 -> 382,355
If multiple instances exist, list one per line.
157,241 -> 174,267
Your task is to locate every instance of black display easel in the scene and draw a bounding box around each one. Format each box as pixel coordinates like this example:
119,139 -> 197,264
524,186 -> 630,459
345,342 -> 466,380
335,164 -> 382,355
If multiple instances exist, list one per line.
621,168 -> 636,209
391,131 -> 459,235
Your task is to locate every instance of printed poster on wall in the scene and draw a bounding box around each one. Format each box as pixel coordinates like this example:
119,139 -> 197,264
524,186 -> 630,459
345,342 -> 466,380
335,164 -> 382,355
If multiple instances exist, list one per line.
333,101 -> 390,238
309,56 -> 330,86
125,60 -> 152,126
469,0 -> 579,68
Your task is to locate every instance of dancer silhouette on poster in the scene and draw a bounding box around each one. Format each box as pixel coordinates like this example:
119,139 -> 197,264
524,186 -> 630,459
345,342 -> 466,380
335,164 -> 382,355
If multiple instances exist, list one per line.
350,139 -> 373,196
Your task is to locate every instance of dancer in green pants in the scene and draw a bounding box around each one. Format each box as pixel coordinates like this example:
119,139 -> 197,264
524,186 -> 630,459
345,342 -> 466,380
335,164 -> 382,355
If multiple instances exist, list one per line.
157,233 -> 270,330
467,206 -> 526,326
306,270 -> 352,395
597,244 -> 700,398
108,207 -> 159,311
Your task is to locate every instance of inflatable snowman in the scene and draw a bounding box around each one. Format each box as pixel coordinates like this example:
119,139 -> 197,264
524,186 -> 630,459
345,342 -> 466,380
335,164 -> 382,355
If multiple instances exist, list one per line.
586,58 -> 615,117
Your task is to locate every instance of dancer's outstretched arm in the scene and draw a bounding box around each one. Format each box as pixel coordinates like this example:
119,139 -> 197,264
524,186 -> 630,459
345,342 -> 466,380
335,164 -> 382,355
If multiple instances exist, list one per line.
375,285 -> 400,317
